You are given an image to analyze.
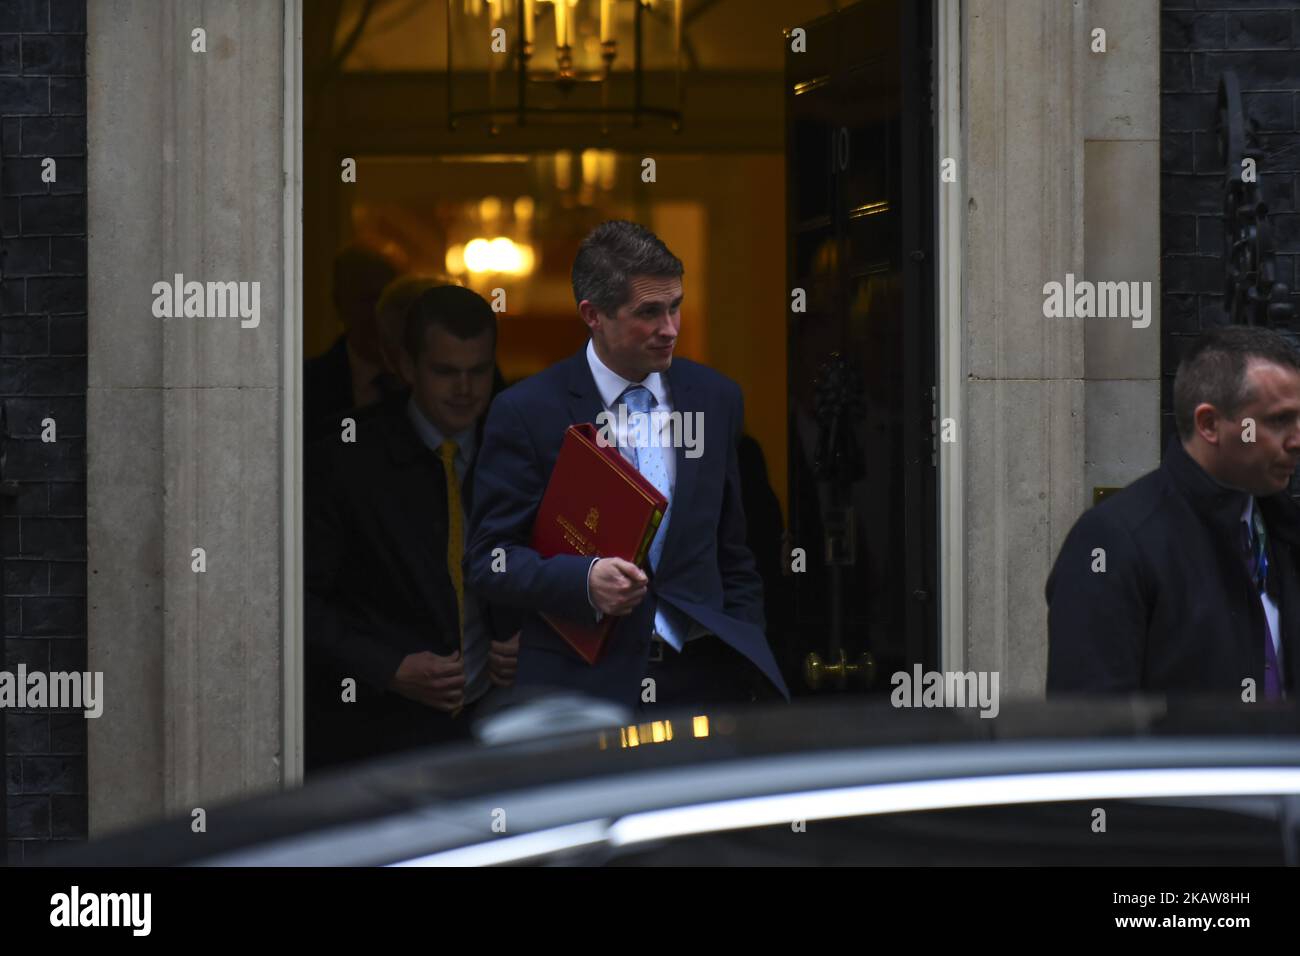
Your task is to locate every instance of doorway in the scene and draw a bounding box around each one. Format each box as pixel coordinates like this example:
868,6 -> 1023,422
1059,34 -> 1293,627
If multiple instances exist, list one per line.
783,0 -> 938,696
296,0 -> 941,744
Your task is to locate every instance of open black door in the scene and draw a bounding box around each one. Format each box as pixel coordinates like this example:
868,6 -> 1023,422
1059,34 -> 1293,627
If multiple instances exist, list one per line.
784,0 -> 937,697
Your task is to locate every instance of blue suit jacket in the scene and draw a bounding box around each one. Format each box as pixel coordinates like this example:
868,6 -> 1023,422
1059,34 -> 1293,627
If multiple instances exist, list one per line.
464,346 -> 790,705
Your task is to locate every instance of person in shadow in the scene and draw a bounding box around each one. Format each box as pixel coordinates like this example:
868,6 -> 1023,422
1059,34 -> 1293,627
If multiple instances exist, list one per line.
305,284 -> 518,772
304,244 -> 401,443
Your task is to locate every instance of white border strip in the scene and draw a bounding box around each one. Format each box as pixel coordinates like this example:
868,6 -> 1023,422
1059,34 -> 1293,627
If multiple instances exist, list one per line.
281,0 -> 306,788
936,0 -> 965,672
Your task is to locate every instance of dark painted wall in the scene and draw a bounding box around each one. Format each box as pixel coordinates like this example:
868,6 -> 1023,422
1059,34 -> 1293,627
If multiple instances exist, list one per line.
0,0 -> 87,864
1162,0 -> 1300,452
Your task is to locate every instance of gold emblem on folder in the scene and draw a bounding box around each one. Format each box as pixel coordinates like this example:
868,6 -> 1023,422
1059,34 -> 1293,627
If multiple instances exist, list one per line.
584,507 -> 599,532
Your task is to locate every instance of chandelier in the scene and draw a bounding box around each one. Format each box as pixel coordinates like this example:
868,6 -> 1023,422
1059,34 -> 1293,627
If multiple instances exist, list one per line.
446,0 -> 684,134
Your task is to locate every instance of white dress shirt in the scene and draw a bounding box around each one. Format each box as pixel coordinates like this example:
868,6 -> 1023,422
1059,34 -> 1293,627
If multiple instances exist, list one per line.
406,396 -> 490,703
586,338 -> 675,485
584,339 -> 707,643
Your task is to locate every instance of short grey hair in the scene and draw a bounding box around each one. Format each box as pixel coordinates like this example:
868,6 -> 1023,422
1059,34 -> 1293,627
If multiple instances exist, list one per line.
571,220 -> 684,316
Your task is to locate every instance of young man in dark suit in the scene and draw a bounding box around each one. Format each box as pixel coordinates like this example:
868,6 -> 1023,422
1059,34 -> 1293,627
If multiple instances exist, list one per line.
464,220 -> 788,713
305,285 -> 519,772
1047,325 -> 1300,700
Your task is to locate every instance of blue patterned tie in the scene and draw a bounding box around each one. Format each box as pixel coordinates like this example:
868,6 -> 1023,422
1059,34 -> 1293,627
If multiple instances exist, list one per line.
619,385 -> 687,651
1242,506 -> 1283,701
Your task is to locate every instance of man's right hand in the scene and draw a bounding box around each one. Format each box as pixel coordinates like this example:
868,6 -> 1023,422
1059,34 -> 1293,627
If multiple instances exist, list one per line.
588,557 -> 648,616
389,650 -> 465,713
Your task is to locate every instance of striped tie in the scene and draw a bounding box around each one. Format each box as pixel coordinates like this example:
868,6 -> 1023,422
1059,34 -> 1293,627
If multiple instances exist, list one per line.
619,385 -> 687,651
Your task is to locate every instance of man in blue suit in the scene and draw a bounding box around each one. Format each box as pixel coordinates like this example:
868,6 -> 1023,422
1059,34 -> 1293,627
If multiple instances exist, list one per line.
465,220 -> 788,711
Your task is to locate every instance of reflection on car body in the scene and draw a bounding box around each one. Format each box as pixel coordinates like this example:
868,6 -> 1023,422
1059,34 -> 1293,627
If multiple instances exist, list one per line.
51,697 -> 1300,867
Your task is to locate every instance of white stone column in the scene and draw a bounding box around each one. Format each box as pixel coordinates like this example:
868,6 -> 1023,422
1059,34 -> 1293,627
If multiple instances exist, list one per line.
962,0 -> 1087,696
1082,0 -> 1162,494
959,0 -> 1161,697
86,0 -> 290,835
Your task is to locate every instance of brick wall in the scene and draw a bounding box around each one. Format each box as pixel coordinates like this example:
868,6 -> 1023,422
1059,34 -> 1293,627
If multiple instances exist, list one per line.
0,0 -> 88,864
1161,0 -> 1300,453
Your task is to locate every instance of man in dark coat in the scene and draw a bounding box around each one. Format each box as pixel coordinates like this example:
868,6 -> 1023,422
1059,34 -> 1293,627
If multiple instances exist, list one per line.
1046,325 -> 1300,700
305,285 -> 517,772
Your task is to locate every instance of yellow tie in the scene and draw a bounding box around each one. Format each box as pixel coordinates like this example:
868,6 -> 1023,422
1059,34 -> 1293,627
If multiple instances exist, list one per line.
440,440 -> 465,652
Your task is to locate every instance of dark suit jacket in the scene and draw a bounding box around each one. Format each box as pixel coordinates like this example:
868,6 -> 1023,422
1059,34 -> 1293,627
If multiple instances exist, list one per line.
1046,437 -> 1300,697
304,333 -> 409,444
464,347 -> 789,706
304,397 -> 492,770
304,335 -> 354,444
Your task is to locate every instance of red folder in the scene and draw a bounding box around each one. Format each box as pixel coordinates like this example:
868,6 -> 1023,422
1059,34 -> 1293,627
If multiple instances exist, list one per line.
529,423 -> 667,664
